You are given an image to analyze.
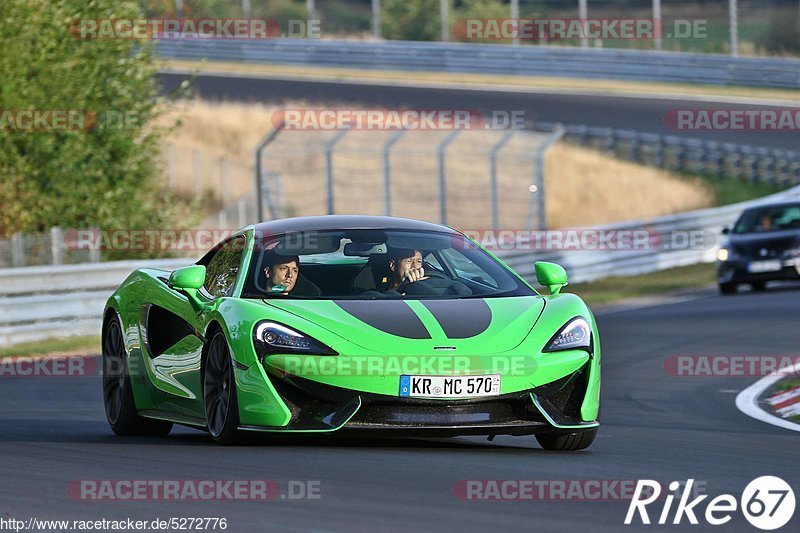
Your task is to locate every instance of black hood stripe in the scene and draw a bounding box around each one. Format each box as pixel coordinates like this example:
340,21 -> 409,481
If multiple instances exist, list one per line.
420,299 -> 492,339
334,300 -> 431,339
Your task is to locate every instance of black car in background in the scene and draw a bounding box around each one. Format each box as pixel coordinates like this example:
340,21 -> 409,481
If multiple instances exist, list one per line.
717,202 -> 800,294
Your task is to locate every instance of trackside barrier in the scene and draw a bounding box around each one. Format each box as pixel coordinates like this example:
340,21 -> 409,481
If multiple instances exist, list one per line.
0,259 -> 189,347
497,185 -> 800,283
535,122 -> 800,186
155,39 -> 800,90
3,185 -> 800,347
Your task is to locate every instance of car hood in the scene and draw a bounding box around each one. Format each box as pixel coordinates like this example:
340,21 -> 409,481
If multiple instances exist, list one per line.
728,229 -> 800,259
261,297 -> 546,355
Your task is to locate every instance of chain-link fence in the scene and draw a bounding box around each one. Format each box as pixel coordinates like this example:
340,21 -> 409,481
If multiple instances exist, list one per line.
163,143 -> 254,229
255,128 -> 559,231
1,128 -> 562,267
0,228 -> 99,269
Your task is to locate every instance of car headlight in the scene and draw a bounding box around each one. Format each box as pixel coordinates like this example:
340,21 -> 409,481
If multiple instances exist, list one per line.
253,321 -> 337,358
543,317 -> 591,353
716,247 -> 729,261
783,244 -> 800,258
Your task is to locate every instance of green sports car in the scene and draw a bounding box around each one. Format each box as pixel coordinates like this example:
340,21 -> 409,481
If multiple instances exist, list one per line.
102,215 -> 600,450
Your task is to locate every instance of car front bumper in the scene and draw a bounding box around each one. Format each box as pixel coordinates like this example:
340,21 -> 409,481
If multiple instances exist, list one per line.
717,259 -> 800,284
237,362 -> 599,437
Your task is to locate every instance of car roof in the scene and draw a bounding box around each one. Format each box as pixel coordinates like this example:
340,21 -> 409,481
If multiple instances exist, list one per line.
251,215 -> 458,235
743,201 -> 800,212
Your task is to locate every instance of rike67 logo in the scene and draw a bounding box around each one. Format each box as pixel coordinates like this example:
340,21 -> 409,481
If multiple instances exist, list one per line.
625,477 -> 795,530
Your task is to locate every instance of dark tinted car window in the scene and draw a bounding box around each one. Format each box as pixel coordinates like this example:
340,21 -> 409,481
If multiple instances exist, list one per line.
241,229 -> 535,300
202,235 -> 246,298
733,204 -> 800,234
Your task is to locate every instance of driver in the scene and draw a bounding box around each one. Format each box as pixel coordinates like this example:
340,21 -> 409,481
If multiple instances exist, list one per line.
758,213 -> 773,231
384,248 -> 428,292
264,253 -> 299,295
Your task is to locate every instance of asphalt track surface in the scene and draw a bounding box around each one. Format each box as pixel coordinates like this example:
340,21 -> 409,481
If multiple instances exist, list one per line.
157,72 -> 800,151
2,287 -> 799,532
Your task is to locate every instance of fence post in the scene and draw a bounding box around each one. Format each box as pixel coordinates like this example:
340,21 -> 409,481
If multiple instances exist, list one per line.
11,233 -> 24,267
741,146 -> 757,182
510,0 -> 520,45
656,136 -> 666,169
238,198 -> 247,228
275,172 -> 285,219
629,133 -> 639,161
792,159 -> 800,185
325,129 -> 350,215
382,130 -> 405,216
167,144 -> 176,189
89,227 -> 101,263
723,144 -> 740,180
50,227 -> 63,265
579,0 -> 588,49
192,149 -> 201,198
603,128 -> 615,153
220,158 -> 229,208
489,131 -> 515,230
758,147 -> 773,184
371,0 -> 381,39
527,125 -> 565,230
253,122 -> 285,222
437,131 -> 461,225
774,151 -> 789,187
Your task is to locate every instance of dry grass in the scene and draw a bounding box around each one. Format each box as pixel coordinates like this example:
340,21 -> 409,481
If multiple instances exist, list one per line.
545,143 -> 712,227
158,100 -> 713,229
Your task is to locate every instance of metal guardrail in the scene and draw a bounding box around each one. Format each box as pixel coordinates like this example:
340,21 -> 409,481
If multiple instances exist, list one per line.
535,122 -> 800,186
0,259 -> 189,347
3,183 -> 800,347
499,185 -> 800,283
155,38 -> 800,89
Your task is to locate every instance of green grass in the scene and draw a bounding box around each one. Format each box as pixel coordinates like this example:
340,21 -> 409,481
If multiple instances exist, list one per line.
688,174 -> 786,207
772,378 -> 800,394
565,262 -> 716,307
0,336 -> 100,358
767,377 -> 800,424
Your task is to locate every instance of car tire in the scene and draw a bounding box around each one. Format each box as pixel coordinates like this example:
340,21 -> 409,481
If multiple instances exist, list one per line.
536,428 -> 597,451
719,282 -> 737,295
102,315 -> 173,437
203,329 -> 242,445
750,281 -> 767,291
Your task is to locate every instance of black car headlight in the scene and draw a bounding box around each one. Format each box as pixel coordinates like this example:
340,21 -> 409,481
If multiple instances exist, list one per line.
543,317 -> 592,353
253,321 -> 337,358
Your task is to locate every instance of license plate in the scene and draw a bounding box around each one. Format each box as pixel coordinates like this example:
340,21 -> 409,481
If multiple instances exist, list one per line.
748,260 -> 782,273
399,374 -> 501,398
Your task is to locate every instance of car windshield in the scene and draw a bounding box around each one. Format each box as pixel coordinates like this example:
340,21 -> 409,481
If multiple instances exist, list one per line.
240,229 -> 536,300
733,204 -> 800,234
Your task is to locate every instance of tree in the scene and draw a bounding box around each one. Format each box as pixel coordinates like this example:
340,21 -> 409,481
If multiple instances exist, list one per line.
0,0 -> 186,247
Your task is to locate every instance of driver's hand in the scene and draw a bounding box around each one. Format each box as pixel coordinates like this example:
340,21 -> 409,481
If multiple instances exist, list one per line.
403,266 -> 426,283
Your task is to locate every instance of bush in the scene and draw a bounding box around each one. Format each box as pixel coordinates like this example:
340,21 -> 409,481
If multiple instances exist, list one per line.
0,0 -> 190,247
453,0 -> 512,43
756,12 -> 800,54
318,1 -> 372,35
382,0 -> 440,41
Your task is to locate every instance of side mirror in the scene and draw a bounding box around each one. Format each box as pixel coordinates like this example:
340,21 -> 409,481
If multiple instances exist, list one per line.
169,265 -> 209,314
535,261 -> 569,295
721,227 -> 730,235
